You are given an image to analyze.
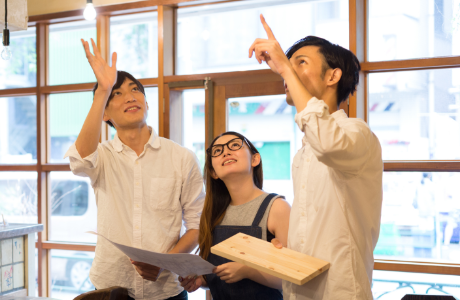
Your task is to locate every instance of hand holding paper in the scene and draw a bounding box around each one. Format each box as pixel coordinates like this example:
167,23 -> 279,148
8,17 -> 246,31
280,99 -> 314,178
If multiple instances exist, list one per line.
88,231 -> 215,277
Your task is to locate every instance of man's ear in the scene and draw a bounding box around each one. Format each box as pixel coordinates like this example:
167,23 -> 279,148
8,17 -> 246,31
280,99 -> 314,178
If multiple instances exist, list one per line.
252,153 -> 261,167
103,110 -> 111,123
327,68 -> 342,87
146,101 -> 149,110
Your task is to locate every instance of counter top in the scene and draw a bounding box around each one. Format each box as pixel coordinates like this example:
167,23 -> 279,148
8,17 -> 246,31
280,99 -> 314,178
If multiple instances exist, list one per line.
0,223 -> 43,239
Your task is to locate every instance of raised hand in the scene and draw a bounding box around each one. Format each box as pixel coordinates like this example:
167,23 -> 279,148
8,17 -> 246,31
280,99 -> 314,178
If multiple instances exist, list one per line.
81,38 -> 117,92
249,14 -> 292,76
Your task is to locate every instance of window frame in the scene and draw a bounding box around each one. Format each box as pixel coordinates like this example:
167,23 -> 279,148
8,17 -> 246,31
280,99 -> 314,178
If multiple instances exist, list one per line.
0,0 -> 459,298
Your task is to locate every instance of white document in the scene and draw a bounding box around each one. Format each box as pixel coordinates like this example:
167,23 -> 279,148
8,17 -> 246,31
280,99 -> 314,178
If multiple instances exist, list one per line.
88,231 -> 215,277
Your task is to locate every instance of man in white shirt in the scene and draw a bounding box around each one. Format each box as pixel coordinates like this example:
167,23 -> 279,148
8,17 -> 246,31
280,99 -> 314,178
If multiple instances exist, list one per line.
249,16 -> 383,299
64,38 -> 205,300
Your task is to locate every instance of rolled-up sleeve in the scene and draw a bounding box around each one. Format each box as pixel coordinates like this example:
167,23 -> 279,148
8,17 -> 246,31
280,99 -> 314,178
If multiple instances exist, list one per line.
180,149 -> 205,231
295,97 -> 371,175
64,143 -> 101,186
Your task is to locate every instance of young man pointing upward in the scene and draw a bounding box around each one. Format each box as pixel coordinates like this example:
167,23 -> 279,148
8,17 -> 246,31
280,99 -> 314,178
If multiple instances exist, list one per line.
250,15 -> 383,300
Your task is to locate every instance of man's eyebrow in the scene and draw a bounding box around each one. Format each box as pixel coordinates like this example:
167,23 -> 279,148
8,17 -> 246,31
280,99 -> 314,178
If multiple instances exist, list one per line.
129,82 -> 137,86
295,55 -> 309,60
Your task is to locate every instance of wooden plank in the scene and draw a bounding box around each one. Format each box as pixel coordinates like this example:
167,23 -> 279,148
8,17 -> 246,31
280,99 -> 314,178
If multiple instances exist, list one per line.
0,165 -> 38,171
374,260 -> 460,275
211,233 -> 329,285
225,81 -> 284,98
384,161 -> 460,172
361,56 -> 460,73
0,87 -> 36,97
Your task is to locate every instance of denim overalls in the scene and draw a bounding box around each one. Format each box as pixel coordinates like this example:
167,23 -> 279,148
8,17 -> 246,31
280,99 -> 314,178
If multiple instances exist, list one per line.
206,193 -> 283,300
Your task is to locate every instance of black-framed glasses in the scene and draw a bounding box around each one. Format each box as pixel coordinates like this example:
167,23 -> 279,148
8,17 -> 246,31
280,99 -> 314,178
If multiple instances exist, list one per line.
207,138 -> 245,157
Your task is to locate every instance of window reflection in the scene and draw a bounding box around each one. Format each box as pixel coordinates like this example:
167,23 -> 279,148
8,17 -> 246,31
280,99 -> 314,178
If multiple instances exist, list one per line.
0,96 -> 37,164
372,270 -> 460,299
0,27 -> 36,88
50,92 -> 93,163
228,95 -> 302,204
110,12 -> 159,78
369,0 -> 460,61
376,172 -> 460,263
369,68 -> 460,160
177,0 -> 349,75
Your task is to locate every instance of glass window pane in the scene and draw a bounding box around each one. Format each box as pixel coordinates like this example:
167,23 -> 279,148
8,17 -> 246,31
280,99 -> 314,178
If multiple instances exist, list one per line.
49,172 -> 97,244
368,68 -> 460,160
372,270 -> 460,299
170,89 -> 206,170
49,20 -> 97,85
177,0 -> 349,75
369,0 -> 460,61
375,172 -> 460,264
0,96 -> 37,164
50,249 -> 95,299
228,95 -> 302,204
110,12 -> 158,78
109,87 -> 159,139
50,92 -> 93,163
0,172 -> 37,224
0,27 -> 36,88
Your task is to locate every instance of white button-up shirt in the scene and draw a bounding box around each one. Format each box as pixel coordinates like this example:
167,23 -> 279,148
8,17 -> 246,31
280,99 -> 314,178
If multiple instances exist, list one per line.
64,128 -> 205,300
283,98 -> 383,300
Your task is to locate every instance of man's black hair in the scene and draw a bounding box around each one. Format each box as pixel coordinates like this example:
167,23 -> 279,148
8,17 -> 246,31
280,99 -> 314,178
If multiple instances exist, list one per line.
92,71 -> 146,128
285,36 -> 360,107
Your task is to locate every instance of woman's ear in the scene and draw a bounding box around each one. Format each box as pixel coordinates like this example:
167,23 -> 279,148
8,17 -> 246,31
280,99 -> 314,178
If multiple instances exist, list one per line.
251,153 -> 261,167
211,169 -> 219,180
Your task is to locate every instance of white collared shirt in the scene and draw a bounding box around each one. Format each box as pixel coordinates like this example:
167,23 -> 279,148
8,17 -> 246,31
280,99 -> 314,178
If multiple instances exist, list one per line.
283,98 -> 383,300
64,128 -> 205,300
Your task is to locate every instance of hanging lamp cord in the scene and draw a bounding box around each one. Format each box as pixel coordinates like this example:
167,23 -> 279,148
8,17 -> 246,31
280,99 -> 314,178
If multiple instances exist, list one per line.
4,0 -> 7,29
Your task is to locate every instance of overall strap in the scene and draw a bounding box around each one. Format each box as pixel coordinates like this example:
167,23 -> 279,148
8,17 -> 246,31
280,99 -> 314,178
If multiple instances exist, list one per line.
251,193 -> 278,227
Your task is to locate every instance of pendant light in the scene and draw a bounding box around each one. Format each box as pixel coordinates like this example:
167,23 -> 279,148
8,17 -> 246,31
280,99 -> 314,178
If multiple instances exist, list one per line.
2,0 -> 11,60
84,0 -> 97,21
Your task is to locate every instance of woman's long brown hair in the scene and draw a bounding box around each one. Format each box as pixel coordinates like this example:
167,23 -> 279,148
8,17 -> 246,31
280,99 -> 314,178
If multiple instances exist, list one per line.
198,131 -> 263,260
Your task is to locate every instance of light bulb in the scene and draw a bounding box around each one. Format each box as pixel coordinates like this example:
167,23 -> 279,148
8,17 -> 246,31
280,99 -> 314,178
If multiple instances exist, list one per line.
83,3 -> 97,20
1,46 -> 12,60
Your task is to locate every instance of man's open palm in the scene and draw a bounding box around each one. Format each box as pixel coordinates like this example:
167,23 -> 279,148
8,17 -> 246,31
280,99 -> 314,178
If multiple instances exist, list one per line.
81,38 -> 117,92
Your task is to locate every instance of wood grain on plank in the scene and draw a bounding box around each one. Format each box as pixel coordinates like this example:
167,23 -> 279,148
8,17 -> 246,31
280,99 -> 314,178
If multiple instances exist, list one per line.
211,233 -> 329,285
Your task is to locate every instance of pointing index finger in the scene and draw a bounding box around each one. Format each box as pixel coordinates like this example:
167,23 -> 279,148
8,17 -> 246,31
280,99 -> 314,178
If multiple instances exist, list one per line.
260,14 -> 275,40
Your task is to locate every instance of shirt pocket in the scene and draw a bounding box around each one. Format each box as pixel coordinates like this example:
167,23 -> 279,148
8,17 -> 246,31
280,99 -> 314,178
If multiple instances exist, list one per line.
149,178 -> 181,212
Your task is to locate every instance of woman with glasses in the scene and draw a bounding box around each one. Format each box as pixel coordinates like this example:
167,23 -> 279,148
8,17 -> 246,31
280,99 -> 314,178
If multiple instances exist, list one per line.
179,131 -> 290,300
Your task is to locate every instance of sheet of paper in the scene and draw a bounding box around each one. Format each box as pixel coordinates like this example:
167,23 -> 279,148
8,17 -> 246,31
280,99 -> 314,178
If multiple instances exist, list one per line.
87,231 -> 215,277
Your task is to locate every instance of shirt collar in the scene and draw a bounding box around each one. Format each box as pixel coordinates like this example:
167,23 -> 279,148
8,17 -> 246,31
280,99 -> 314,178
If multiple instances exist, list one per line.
112,126 -> 160,153
331,109 -> 348,120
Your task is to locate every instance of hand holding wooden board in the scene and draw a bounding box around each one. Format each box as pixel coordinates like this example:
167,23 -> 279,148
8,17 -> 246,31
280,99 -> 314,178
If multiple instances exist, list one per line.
211,233 -> 330,285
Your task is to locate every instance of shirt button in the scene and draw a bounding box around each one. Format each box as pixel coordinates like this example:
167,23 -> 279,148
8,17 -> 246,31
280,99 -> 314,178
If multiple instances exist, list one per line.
135,226 -> 139,229
136,204 -> 139,208
302,185 -> 305,189
301,239 -> 304,244
136,182 -> 139,186
306,158 -> 310,162
301,211 -> 305,216
136,161 -> 139,165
